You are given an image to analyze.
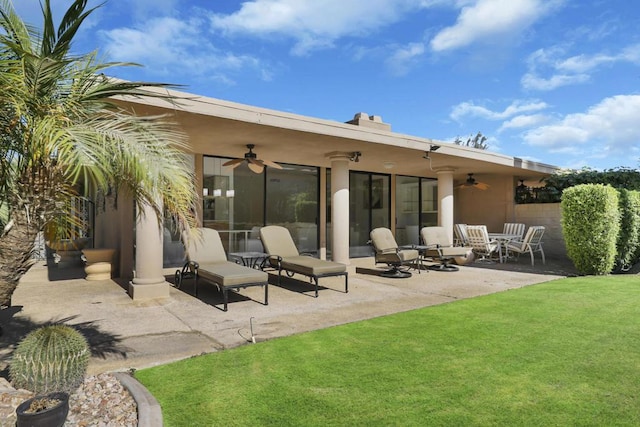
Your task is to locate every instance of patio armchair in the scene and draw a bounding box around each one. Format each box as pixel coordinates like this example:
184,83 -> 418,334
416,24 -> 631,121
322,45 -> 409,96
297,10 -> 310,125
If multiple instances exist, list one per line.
503,222 -> 526,239
420,226 -> 473,272
175,228 -> 268,311
369,227 -> 419,278
505,226 -> 546,266
259,225 -> 348,297
465,225 -> 502,263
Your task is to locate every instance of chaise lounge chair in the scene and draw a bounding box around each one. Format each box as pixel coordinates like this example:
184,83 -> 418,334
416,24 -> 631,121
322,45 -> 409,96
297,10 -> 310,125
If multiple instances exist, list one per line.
420,226 -> 473,272
259,225 -> 348,297
369,227 -> 419,278
175,227 -> 268,311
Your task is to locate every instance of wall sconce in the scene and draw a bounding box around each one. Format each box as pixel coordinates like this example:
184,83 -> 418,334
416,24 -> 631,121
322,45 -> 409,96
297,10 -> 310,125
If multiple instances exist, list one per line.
350,151 -> 361,162
202,188 -> 209,196
423,144 -> 441,159
213,189 -> 222,197
226,190 -> 235,198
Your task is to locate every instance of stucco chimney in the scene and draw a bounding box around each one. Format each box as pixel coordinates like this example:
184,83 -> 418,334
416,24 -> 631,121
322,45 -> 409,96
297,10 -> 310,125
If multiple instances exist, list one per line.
346,112 -> 391,131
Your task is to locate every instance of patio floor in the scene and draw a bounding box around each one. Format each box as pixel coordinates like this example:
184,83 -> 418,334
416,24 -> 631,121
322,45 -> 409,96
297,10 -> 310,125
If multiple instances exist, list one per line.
0,255 -> 578,375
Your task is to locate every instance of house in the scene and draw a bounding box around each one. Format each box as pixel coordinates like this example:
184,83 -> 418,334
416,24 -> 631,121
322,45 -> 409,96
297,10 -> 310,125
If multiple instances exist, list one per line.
96,87 -> 559,300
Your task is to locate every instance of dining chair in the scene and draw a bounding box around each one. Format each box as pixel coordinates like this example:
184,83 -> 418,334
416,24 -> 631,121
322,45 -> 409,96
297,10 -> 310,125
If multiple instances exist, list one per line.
505,226 -> 546,266
454,223 -> 469,246
503,223 -> 526,239
465,225 -> 501,263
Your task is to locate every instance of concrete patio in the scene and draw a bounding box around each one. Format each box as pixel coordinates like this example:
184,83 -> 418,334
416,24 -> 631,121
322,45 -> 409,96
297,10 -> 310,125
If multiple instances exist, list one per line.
0,256 -> 577,375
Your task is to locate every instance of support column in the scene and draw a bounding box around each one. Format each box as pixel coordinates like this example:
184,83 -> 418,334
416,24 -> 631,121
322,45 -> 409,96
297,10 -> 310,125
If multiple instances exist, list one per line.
436,168 -> 455,244
326,152 -> 352,265
319,167 -> 327,260
129,199 -> 169,300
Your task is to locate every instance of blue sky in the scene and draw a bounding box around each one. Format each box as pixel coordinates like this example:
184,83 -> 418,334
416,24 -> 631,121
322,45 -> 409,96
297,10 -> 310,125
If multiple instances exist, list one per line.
13,0 -> 640,171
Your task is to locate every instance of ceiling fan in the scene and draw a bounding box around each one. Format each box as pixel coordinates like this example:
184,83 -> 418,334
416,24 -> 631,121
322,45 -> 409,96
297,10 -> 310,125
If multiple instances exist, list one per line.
222,144 -> 283,174
457,173 -> 490,190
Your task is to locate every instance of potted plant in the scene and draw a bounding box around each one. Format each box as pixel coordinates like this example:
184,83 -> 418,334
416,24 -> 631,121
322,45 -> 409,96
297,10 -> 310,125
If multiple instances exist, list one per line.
15,392 -> 70,427
10,324 -> 90,427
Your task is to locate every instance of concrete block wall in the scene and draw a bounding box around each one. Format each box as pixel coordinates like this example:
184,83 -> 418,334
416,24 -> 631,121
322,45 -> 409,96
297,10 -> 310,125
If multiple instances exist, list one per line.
515,203 -> 569,260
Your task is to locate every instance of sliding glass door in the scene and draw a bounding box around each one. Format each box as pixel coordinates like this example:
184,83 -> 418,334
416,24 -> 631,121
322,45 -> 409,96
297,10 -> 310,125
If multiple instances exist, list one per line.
350,172 -> 390,257
202,156 -> 318,253
395,176 -> 437,246
266,165 -> 318,254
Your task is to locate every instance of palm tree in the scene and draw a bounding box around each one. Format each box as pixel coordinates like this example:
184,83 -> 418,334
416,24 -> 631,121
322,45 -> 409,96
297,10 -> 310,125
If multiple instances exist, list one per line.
0,0 -> 197,307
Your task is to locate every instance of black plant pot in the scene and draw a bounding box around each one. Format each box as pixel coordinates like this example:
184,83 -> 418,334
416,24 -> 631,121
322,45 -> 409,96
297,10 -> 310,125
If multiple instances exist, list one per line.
16,392 -> 69,427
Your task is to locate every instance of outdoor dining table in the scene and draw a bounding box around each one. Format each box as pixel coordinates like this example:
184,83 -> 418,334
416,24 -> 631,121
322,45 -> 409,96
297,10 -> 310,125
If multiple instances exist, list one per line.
487,233 -> 521,263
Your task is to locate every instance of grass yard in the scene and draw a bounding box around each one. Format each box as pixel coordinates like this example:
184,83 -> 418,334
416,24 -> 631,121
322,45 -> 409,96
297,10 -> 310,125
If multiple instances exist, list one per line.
136,276 -> 640,426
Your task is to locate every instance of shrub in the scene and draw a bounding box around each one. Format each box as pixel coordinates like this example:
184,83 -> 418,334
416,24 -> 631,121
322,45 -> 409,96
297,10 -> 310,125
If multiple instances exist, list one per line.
561,184 -> 620,275
615,189 -> 640,271
10,324 -> 90,394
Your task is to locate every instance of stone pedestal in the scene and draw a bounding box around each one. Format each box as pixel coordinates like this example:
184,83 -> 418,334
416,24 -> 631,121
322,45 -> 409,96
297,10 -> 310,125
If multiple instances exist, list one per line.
82,248 -> 117,281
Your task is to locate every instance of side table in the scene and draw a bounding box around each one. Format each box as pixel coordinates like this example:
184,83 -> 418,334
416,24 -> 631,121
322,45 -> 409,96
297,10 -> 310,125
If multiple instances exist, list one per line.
229,251 -> 269,269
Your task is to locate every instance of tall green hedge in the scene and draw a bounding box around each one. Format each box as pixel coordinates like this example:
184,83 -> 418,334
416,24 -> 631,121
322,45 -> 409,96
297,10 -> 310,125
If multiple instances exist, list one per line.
616,189 -> 640,271
561,184 -> 620,275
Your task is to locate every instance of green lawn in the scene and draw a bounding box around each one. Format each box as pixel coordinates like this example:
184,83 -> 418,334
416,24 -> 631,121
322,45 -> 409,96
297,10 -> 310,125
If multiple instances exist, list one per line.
135,276 -> 640,426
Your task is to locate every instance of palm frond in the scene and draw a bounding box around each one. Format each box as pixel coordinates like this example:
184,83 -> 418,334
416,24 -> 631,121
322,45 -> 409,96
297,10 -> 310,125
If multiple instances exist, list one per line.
0,0 -> 31,53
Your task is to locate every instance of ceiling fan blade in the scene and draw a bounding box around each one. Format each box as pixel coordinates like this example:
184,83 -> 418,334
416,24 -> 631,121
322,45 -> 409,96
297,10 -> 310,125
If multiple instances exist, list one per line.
248,158 -> 264,167
222,158 -> 244,167
475,182 -> 490,190
261,159 -> 283,169
248,162 -> 264,174
224,161 -> 244,170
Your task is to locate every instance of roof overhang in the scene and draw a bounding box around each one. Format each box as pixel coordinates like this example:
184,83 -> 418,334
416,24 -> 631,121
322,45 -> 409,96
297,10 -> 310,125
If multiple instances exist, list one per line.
114,86 -> 559,181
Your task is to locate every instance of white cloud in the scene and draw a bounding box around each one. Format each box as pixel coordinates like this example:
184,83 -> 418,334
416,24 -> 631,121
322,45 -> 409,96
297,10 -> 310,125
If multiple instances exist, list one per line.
385,42 -> 426,75
450,100 -> 548,121
523,95 -> 640,155
522,44 -> 640,91
557,44 -> 640,73
100,16 -> 265,83
520,72 -> 590,91
208,0 -> 423,55
430,0 -> 560,52
498,114 -> 549,132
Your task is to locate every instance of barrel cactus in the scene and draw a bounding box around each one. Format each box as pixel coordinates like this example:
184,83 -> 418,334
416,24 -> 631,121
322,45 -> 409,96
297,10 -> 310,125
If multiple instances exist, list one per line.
10,324 -> 90,394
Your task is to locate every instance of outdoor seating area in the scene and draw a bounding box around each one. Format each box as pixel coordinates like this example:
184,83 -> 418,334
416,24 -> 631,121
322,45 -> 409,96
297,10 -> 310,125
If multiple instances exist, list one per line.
148,223 -> 548,310
455,223 -> 546,266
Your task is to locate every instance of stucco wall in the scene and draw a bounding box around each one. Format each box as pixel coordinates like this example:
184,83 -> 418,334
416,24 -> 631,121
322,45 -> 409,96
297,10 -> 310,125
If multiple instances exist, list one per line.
454,175 -> 516,232
515,203 -> 568,260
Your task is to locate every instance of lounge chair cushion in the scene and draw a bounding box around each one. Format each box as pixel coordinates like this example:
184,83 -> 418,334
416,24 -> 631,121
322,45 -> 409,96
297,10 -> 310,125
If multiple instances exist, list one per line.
370,228 -> 399,252
197,261 -> 268,287
184,228 -> 227,264
260,225 -> 300,258
280,255 -> 346,277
